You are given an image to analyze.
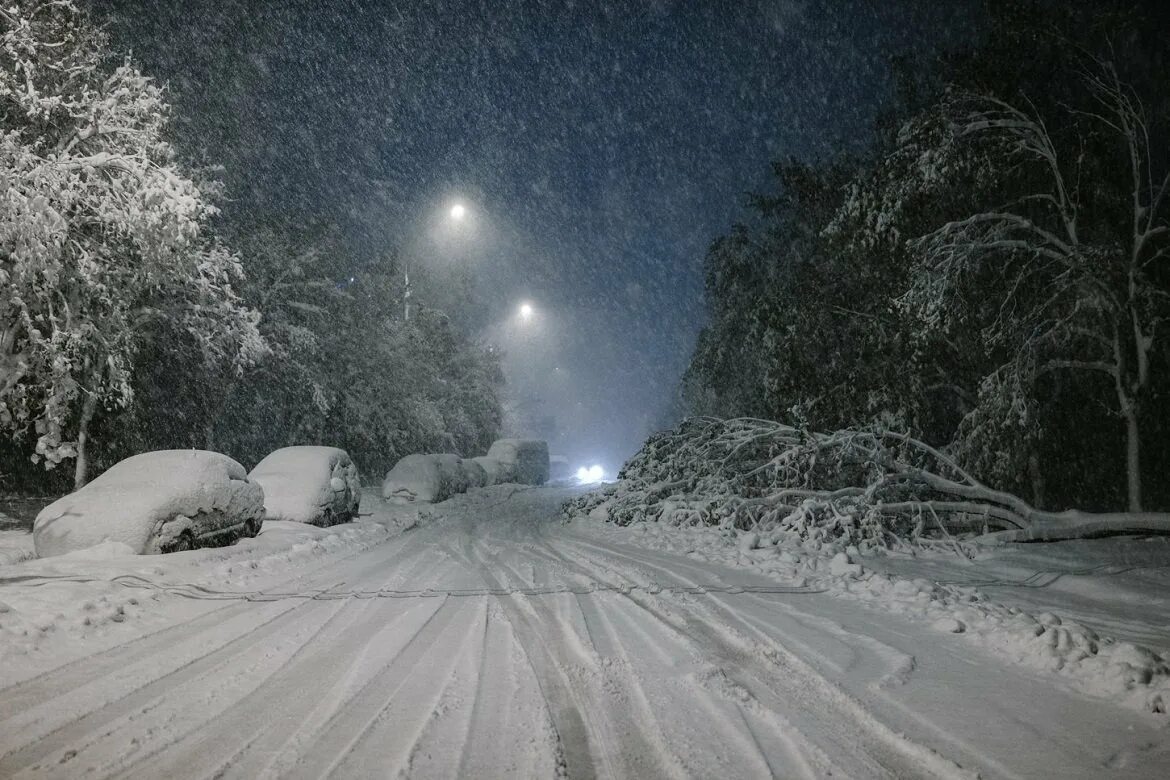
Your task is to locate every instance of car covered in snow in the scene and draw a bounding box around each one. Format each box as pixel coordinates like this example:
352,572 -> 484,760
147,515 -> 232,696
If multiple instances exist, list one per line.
486,438 -> 550,485
470,455 -> 515,486
33,450 -> 265,557
382,453 -> 470,504
248,446 -> 361,526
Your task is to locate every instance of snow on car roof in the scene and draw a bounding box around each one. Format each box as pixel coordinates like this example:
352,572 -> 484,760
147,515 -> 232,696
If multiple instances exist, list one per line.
250,446 -> 348,478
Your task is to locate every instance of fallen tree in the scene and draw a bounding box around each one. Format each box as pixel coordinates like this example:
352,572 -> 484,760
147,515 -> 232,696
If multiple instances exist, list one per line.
566,417 -> 1170,549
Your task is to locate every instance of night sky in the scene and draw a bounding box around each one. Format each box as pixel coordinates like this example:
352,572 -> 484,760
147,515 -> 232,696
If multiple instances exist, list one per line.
93,0 -> 975,470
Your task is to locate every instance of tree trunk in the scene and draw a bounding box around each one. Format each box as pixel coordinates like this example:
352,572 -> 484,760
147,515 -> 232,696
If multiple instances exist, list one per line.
1027,451 -> 1046,510
1123,402 -> 1142,512
73,391 -> 100,490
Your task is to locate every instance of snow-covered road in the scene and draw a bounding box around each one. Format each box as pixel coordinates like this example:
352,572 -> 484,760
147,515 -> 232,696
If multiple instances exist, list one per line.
1,486 -> 1166,778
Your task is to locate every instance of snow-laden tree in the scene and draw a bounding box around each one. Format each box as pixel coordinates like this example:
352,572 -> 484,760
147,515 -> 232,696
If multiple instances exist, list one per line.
0,1 -> 262,487
905,62 -> 1170,512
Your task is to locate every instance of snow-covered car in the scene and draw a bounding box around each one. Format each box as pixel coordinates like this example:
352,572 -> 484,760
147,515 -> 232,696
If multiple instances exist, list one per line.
486,439 -> 550,485
471,456 -> 515,486
460,457 -> 488,489
382,453 -> 468,504
33,450 -> 265,558
248,446 -> 361,526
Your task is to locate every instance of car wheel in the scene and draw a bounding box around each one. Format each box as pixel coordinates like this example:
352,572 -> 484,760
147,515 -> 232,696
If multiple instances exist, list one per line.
167,530 -> 195,553
245,518 -> 261,538
322,508 -> 335,527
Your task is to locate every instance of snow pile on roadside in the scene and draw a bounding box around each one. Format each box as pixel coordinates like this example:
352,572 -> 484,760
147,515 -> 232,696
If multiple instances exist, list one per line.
569,486 -> 1170,716
199,520 -> 390,589
0,519 -> 390,665
0,530 -> 35,565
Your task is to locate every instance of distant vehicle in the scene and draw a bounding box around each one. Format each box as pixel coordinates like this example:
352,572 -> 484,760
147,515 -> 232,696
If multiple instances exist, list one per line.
249,446 -> 361,526
33,450 -> 265,557
487,439 -> 550,485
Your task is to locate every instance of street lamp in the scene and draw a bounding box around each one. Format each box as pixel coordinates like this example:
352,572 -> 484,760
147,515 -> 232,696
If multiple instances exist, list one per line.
518,302 -> 534,321
450,202 -> 467,220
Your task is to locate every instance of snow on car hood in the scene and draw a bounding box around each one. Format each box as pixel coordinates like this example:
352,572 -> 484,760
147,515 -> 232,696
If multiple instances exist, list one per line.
33,450 -> 264,557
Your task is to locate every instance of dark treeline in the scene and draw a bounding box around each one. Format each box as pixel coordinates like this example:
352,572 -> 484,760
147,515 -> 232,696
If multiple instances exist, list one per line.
0,1 -> 502,494
682,0 -> 1170,512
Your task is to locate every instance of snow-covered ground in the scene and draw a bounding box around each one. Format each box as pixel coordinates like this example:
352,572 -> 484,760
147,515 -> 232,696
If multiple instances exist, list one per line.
1,485 -> 1167,778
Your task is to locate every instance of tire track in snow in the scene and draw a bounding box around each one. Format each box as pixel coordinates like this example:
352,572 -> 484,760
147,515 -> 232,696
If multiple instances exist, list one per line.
455,599 -> 564,779
478,548 -> 670,779
0,525 -> 428,719
319,598 -> 488,778
273,595 -> 474,778
442,535 -> 598,780
0,536 -> 448,778
547,533 -> 971,779
533,538 -> 831,779
111,547 -> 461,779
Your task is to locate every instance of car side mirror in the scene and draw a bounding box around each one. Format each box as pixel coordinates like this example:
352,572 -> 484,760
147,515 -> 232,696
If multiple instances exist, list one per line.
330,477 -> 346,492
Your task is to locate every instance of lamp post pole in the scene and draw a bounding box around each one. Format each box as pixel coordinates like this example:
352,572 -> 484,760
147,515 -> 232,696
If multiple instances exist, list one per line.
403,258 -> 411,322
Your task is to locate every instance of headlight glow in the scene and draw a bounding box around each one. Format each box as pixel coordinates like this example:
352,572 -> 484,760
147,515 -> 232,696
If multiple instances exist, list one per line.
576,464 -> 605,483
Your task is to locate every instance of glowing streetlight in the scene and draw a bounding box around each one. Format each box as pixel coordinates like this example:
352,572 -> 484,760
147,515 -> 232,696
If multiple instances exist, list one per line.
518,302 -> 534,321
450,202 -> 466,220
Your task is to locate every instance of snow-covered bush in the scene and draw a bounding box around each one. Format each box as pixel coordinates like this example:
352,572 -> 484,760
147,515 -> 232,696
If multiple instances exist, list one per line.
33,450 -> 264,557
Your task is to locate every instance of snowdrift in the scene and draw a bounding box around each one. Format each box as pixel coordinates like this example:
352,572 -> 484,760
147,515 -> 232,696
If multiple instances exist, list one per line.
34,451 -> 265,557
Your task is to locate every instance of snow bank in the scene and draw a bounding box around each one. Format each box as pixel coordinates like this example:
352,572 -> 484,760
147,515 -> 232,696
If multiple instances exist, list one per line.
567,434 -> 1170,716
0,530 -> 35,565
569,505 -> 1170,714
486,439 -> 549,485
249,445 -> 361,525
0,516 -> 392,676
33,451 -> 265,558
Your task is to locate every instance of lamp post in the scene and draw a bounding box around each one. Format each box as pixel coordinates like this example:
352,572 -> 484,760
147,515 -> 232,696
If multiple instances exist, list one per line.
403,258 -> 412,322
